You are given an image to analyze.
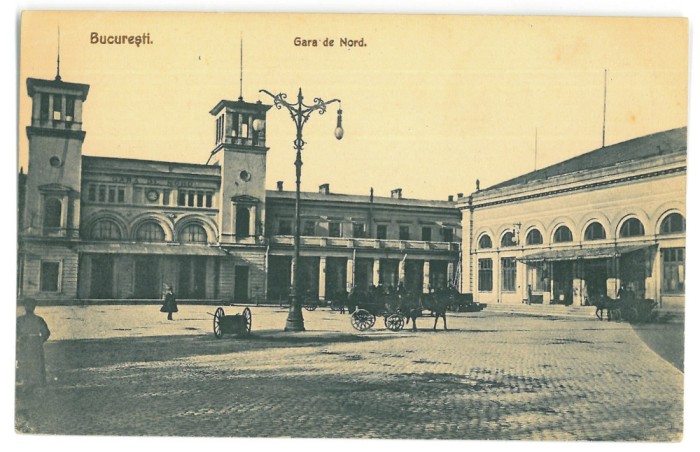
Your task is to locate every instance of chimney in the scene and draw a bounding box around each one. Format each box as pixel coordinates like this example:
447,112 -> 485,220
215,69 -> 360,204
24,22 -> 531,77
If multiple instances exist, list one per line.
277,181 -> 284,191
457,192 -> 464,199
391,188 -> 403,199
448,195 -> 454,202
319,183 -> 330,194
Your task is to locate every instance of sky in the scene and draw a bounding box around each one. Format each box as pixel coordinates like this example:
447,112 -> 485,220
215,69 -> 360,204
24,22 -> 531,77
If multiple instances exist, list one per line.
17,12 -> 687,201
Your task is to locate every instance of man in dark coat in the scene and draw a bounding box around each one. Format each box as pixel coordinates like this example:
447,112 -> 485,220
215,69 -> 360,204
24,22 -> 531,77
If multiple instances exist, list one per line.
16,298 -> 50,394
161,285 -> 178,320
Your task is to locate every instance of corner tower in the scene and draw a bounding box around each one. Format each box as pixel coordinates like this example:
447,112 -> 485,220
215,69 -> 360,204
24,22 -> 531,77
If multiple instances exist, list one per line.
23,76 -> 89,239
209,98 -> 271,244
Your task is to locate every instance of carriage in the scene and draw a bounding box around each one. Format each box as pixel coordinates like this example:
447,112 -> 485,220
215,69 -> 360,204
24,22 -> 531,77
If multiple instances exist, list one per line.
593,296 -> 657,323
210,306 -> 252,338
348,288 -> 485,332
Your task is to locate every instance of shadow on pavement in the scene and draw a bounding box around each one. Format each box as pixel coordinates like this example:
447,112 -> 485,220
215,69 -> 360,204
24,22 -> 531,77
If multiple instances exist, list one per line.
44,331 -> 394,371
630,321 -> 684,371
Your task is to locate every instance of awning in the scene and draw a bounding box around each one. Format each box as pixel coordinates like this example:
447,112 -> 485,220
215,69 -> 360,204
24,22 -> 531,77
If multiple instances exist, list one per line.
76,242 -> 228,256
517,244 -> 653,263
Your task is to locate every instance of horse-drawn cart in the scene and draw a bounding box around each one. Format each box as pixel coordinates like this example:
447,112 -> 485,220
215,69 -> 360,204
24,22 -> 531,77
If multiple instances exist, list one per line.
211,306 -> 252,338
594,297 -> 657,323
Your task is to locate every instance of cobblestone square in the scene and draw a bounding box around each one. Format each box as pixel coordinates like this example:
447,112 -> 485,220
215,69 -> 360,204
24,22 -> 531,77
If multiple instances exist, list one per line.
16,305 -> 683,441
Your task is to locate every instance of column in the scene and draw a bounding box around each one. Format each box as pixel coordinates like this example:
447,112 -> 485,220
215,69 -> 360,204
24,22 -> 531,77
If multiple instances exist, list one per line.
249,205 -> 257,239
318,256 -> 327,301
346,256 -> 354,292
447,261 -> 454,287
607,256 -> 621,299
372,258 -> 380,287
399,259 -> 406,286
423,260 -> 431,293
230,202 -> 237,240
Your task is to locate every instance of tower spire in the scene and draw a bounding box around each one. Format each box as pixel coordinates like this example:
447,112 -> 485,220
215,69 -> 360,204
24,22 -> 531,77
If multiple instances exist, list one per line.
55,26 -> 61,81
239,34 -> 243,101
602,68 -> 608,147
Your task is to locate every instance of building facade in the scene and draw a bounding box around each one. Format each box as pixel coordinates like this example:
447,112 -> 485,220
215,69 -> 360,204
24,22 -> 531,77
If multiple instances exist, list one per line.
18,74 -> 462,303
460,128 -> 686,310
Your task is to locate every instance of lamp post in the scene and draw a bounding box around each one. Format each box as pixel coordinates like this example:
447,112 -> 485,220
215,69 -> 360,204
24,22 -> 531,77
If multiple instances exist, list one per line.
258,88 -> 343,331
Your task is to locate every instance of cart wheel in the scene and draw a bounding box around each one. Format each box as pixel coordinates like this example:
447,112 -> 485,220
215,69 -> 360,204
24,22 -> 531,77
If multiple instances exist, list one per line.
213,307 -> 225,339
385,313 -> 405,331
625,307 -> 639,323
304,303 -> 317,312
351,309 -> 375,331
330,299 -> 342,311
242,307 -> 252,334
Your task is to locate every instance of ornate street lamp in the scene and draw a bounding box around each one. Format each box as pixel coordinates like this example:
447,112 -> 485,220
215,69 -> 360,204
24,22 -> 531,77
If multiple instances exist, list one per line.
258,88 -> 343,331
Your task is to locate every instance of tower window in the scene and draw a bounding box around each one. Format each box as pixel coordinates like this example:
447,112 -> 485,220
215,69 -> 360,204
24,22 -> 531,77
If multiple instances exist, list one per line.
376,224 -> 387,240
40,94 -> 49,121
65,96 -> 75,122
187,191 -> 195,207
205,192 -> 212,208
53,94 -> 62,120
196,192 -> 203,207
162,190 -> 170,206
399,225 -> 410,240
178,191 -> 186,206
43,198 -> 62,229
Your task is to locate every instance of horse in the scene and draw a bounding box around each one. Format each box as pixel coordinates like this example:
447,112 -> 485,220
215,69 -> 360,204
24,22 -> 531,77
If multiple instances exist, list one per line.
592,295 -> 621,321
419,292 -> 450,331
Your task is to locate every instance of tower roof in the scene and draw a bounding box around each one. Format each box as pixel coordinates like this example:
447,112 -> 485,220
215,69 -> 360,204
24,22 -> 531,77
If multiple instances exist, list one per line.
209,99 -> 271,116
27,77 -> 89,100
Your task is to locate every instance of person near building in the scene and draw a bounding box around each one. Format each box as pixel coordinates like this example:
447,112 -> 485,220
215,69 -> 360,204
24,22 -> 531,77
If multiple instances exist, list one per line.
160,285 -> 178,320
16,298 -> 51,395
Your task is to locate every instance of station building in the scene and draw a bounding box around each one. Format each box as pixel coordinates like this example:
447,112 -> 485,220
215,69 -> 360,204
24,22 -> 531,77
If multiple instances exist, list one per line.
459,127 -> 686,311
18,74 -> 461,303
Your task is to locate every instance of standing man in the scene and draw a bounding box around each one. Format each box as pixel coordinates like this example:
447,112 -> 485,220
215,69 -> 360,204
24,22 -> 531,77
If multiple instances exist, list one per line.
16,298 -> 51,395
160,285 -> 178,320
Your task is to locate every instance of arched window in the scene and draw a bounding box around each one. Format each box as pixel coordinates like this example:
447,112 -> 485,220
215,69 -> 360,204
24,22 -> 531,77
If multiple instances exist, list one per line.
584,222 -> 606,241
43,198 -> 61,229
526,229 -> 543,245
135,221 -> 165,242
478,234 -> 493,249
660,213 -> 685,235
553,225 -> 573,243
92,220 -> 122,240
235,206 -> 250,237
620,218 -> 645,238
180,223 -> 207,243
501,231 -> 516,247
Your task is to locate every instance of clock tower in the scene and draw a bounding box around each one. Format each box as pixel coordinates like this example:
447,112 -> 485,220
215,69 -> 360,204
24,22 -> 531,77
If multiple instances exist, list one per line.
208,98 -> 271,245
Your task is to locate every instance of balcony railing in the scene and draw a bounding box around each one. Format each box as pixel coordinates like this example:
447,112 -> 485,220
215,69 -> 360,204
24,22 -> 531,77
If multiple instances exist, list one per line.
269,235 -> 460,252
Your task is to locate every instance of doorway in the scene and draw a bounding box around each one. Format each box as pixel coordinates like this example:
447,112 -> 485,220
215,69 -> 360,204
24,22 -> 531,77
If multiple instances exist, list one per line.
584,258 -> 608,303
552,260 -> 573,305
234,265 -> 249,302
134,256 -> 161,299
90,254 -> 113,299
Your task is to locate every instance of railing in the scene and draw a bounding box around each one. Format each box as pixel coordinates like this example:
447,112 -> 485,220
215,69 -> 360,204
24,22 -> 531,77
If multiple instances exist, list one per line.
269,235 -> 460,252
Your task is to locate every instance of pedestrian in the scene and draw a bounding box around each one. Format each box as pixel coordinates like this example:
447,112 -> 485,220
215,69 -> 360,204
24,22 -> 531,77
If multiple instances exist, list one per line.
160,285 -> 178,320
16,298 -> 51,395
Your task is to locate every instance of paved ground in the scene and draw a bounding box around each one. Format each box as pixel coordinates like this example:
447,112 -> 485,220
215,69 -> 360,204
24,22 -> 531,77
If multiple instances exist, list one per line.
15,305 -> 684,440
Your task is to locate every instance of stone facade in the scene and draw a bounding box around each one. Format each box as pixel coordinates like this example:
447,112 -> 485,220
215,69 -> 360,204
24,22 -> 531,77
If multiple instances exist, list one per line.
460,128 -> 686,310
18,74 -> 461,303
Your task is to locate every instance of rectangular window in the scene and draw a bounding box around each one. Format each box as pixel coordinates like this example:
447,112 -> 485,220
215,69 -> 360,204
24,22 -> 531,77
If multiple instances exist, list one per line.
187,191 -> 195,207
302,221 -> 316,237
205,192 -> 212,208
376,224 -> 387,240
662,248 -> 685,294
353,223 -> 366,238
88,184 -> 96,202
65,96 -> 75,122
117,188 -> 125,203
422,227 -> 432,242
162,190 -> 170,206
53,94 -> 62,120
196,192 -> 203,208
177,191 -> 186,206
399,225 -> 410,240
478,259 -> 493,292
108,187 -> 116,203
329,222 -> 341,238
98,186 -> 106,202
278,220 -> 292,235
40,261 -> 60,292
501,257 -> 517,292
442,228 -> 454,242
40,94 -> 49,121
